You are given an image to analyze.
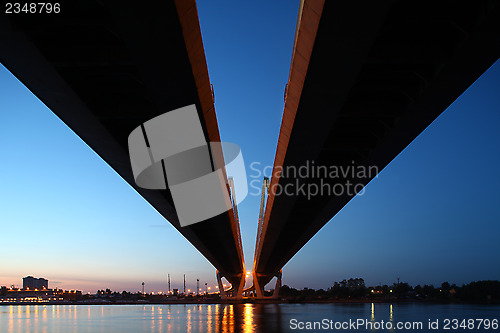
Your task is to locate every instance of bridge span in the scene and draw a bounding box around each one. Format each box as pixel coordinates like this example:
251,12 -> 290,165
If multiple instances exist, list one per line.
253,0 -> 500,297
0,0 -> 246,294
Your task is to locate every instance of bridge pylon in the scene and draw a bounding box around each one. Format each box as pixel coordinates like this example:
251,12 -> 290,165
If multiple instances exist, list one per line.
252,269 -> 282,299
217,270 -> 245,299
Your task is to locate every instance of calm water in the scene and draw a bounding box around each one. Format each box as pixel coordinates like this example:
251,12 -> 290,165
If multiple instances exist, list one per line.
0,303 -> 499,332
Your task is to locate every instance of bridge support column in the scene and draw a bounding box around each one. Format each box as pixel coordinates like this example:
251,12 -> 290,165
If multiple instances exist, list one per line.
272,270 -> 282,299
216,271 -> 226,300
216,270 -> 245,300
253,269 -> 282,299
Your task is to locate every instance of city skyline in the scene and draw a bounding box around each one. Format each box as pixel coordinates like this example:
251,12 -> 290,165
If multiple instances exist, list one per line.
1,1 -> 500,294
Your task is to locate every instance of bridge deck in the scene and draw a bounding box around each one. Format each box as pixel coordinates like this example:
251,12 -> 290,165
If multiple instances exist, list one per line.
0,0 -> 244,285
254,0 -> 500,287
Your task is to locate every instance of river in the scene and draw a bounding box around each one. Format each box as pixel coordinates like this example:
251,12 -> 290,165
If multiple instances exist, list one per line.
1,303 -> 499,332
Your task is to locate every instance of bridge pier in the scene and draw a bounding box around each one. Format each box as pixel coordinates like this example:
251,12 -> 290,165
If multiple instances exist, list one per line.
253,269 -> 282,299
216,271 -> 226,300
216,270 -> 245,300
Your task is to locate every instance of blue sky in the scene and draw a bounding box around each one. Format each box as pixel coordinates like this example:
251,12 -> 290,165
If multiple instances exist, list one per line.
1,1 -> 499,293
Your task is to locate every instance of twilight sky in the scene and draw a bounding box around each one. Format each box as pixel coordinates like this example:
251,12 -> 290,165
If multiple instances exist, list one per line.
1,1 -> 499,293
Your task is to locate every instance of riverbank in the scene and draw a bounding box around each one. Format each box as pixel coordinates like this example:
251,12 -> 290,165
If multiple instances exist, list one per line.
1,298 -> 498,306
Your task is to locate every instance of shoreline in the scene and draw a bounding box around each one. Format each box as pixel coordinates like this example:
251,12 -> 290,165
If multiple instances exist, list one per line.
1,298 -> 498,306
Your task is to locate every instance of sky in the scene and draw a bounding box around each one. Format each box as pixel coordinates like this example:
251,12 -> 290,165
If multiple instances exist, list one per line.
1,1 -> 500,293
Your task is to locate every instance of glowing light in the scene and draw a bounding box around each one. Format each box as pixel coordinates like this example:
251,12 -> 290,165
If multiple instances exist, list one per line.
243,303 -> 254,332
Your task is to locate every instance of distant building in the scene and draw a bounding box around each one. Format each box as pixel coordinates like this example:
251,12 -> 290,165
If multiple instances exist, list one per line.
23,276 -> 48,290
0,287 -> 82,304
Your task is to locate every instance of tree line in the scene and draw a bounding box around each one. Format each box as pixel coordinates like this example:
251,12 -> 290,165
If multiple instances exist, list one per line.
278,278 -> 500,303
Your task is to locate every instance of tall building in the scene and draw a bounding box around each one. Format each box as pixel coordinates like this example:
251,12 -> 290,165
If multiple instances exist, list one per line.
23,276 -> 48,290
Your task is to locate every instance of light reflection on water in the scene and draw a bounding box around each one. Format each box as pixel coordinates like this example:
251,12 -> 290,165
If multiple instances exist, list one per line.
0,303 -> 498,332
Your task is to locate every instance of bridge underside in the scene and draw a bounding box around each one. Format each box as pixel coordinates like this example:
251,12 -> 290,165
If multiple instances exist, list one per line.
0,0 -> 244,285
254,0 -> 500,287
